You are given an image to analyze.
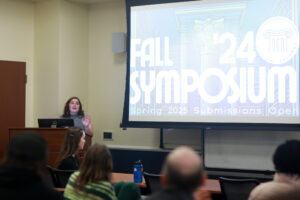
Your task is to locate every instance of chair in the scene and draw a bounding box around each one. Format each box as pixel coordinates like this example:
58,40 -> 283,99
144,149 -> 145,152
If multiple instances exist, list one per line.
219,177 -> 260,200
40,165 -> 56,187
47,166 -> 75,188
143,172 -> 162,194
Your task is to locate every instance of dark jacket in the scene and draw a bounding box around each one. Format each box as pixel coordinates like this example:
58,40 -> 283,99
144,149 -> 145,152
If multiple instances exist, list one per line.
0,165 -> 62,200
146,188 -> 194,200
57,155 -> 79,170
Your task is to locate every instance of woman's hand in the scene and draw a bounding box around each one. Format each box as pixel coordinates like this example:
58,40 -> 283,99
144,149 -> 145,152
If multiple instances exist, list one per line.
82,115 -> 94,137
82,115 -> 91,127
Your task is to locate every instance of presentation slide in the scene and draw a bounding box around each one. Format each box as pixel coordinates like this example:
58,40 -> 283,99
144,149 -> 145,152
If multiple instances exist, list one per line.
128,0 -> 300,125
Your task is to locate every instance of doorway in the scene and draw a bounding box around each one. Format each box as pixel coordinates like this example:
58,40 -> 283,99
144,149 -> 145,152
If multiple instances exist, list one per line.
0,60 -> 26,159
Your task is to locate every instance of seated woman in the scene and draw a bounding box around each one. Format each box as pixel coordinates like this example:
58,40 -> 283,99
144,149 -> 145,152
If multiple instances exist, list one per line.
62,97 -> 93,150
54,127 -> 85,170
64,143 -> 117,200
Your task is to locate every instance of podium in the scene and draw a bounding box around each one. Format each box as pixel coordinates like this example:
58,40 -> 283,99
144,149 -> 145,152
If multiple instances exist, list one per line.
9,128 -> 68,167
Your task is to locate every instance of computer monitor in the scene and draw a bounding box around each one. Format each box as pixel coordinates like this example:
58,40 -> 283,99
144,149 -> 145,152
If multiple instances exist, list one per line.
38,118 -> 74,128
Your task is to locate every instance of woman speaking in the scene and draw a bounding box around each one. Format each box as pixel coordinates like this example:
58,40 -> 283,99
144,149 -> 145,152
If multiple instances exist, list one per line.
62,96 -> 93,150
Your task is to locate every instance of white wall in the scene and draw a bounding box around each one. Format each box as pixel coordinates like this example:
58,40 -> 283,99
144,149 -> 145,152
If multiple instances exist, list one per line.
0,0 -> 35,126
34,0 -> 60,118
58,0 -> 89,112
88,0 -> 161,147
58,1 -> 89,111
34,0 -> 89,119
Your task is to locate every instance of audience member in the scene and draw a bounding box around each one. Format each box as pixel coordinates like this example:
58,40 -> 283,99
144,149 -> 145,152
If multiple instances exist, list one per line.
0,132 -> 62,200
146,146 -> 211,200
249,140 -> 300,200
64,143 -> 117,200
62,96 -> 93,150
114,181 -> 141,200
54,127 -> 85,170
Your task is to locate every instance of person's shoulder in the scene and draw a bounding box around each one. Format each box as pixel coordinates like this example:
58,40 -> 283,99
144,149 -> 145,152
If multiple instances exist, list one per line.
91,180 -> 115,193
146,189 -> 192,200
0,164 -> 11,174
58,156 -> 78,170
94,180 -> 114,188
145,192 -> 168,200
33,180 -> 63,200
0,180 -> 62,200
114,182 -> 141,200
85,180 -> 116,199
60,156 -> 73,164
67,171 -> 79,182
249,180 -> 300,200
70,171 -> 79,178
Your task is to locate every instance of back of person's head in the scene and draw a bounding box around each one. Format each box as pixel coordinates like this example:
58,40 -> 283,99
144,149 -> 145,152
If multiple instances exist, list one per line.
162,146 -> 203,194
54,127 -> 83,168
273,140 -> 300,175
3,132 -> 48,170
114,182 -> 141,200
75,143 -> 113,188
63,96 -> 84,117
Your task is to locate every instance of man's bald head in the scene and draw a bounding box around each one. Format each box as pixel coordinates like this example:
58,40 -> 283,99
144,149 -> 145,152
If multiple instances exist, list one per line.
162,146 -> 204,193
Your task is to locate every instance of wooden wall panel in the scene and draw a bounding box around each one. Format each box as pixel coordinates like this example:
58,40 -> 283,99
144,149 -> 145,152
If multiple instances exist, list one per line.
0,61 -> 25,159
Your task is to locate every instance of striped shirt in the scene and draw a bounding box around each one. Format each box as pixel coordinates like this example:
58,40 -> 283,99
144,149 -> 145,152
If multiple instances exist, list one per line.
64,171 -> 117,200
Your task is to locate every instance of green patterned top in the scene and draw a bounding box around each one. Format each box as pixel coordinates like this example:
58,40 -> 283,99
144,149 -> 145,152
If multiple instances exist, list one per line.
64,171 -> 117,200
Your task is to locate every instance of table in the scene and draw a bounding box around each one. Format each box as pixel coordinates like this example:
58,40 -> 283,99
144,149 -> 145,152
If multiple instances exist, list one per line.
111,172 -> 221,194
200,179 -> 221,194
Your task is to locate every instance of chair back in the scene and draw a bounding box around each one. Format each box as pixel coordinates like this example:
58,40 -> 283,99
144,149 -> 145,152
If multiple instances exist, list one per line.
143,172 -> 162,194
39,165 -> 55,187
47,166 -> 75,188
46,165 -> 57,187
219,177 -> 260,200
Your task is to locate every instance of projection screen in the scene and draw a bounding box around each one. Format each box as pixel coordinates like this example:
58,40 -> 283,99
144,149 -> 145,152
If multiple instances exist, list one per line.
122,0 -> 300,128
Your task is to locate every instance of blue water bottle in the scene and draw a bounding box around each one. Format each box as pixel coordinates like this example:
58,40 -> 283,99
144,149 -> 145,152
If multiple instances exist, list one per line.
133,160 -> 143,183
